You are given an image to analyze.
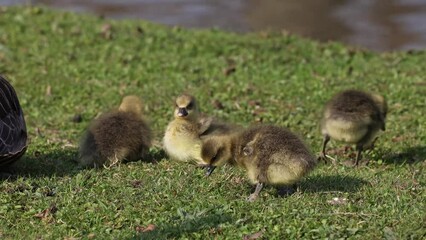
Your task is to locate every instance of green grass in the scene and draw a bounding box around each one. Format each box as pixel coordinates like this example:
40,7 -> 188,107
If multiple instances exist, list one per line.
0,6 -> 425,239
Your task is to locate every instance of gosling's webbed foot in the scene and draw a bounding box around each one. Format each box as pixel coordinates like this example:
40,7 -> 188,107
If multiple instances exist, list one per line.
318,153 -> 337,165
318,153 -> 328,163
247,193 -> 258,202
247,183 -> 264,202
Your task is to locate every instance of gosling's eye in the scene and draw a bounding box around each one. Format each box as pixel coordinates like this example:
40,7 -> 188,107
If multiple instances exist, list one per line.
186,102 -> 193,110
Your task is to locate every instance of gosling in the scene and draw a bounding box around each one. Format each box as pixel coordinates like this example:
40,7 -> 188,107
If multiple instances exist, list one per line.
78,95 -> 152,168
320,89 -> 387,166
202,125 -> 317,201
163,94 -> 237,164
163,94 -> 207,164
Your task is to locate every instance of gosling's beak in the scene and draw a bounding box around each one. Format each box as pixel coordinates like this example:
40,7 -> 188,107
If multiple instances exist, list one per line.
205,165 -> 216,176
177,108 -> 188,117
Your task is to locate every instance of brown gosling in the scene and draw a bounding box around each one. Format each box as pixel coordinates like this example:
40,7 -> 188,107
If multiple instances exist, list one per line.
201,125 -> 317,202
320,89 -> 387,166
163,94 -> 238,165
78,95 -> 152,168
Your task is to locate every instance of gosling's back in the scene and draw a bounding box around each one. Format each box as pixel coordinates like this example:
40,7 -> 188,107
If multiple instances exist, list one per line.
321,90 -> 385,143
90,111 -> 151,160
79,97 -> 151,168
238,125 -> 317,185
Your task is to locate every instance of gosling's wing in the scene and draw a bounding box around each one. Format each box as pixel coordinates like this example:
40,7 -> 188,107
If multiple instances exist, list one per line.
200,119 -> 240,137
324,95 -> 381,132
0,76 -> 27,166
198,116 -> 213,135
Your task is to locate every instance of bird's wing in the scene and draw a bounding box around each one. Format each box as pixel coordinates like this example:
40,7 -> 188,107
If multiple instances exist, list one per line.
0,76 -> 27,166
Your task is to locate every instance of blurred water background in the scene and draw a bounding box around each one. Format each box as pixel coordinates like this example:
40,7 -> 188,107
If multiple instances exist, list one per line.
2,0 -> 426,52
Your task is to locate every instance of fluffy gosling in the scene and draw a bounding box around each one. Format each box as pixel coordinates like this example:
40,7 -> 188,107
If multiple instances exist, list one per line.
202,125 -> 317,201
163,94 -> 238,164
320,89 -> 387,166
78,95 -> 152,168
163,94 -> 207,164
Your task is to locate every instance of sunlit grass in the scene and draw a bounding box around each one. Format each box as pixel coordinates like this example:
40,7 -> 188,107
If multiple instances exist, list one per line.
0,6 -> 425,239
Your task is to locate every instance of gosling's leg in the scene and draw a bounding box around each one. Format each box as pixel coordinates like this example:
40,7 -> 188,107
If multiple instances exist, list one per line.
362,137 -> 378,166
320,135 -> 331,163
247,183 -> 264,202
354,145 -> 363,166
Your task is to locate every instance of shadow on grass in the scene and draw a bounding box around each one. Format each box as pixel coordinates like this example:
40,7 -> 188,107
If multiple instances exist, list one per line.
382,146 -> 426,165
138,147 -> 168,164
302,175 -> 368,193
1,146 -> 169,180
132,212 -> 232,240
2,148 -> 81,179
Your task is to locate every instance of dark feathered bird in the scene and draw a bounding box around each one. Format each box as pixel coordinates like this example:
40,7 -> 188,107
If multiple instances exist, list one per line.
202,125 -> 317,201
78,95 -> 152,168
320,89 -> 387,166
0,75 -> 27,168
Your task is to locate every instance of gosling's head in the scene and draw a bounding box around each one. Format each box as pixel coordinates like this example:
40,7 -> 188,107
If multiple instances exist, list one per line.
370,93 -> 387,130
201,136 -> 233,176
174,94 -> 199,120
371,93 -> 387,117
119,95 -> 143,115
